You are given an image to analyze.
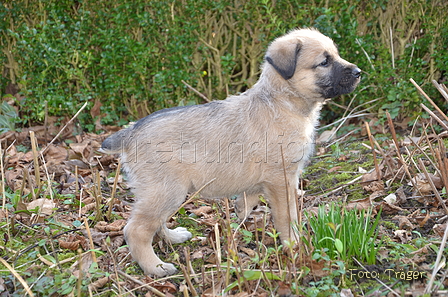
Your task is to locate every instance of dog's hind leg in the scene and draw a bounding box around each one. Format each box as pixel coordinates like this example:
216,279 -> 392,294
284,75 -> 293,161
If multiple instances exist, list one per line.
124,184 -> 188,277
235,193 -> 260,220
159,224 -> 192,244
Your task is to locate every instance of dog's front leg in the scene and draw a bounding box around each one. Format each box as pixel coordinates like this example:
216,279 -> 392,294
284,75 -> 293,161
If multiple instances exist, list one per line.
264,179 -> 300,244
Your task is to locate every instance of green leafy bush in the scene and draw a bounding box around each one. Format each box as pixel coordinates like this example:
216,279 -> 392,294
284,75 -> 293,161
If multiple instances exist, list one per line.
1,0 -> 446,129
0,99 -> 18,132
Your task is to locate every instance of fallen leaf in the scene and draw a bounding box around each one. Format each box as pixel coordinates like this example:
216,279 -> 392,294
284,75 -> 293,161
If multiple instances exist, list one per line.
189,206 -> 213,216
44,144 -> 68,166
95,220 -> 126,232
277,281 -> 292,296
363,180 -> 385,192
88,276 -> 110,291
346,197 -> 372,211
26,198 -> 56,216
316,128 -> 335,144
71,252 -> 94,276
394,230 -> 411,243
433,223 -> 448,237
409,173 -> 443,195
393,215 -> 415,230
59,239 -> 81,251
383,193 -> 397,204
417,211 -> 431,228
328,166 -> 342,173
362,168 -> 383,183
240,246 -> 256,258
340,288 -> 354,297
376,201 -> 403,214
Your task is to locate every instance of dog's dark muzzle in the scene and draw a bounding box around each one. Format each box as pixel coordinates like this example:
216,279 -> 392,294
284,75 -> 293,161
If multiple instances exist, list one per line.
352,67 -> 361,79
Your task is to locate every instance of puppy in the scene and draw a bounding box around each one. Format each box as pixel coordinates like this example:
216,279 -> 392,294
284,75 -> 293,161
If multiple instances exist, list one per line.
100,28 -> 361,277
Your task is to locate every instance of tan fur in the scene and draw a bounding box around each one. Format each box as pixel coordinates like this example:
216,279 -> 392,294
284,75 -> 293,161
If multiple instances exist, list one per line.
101,28 -> 361,277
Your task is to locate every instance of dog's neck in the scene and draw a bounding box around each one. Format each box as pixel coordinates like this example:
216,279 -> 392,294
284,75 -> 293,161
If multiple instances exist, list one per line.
250,79 -> 324,119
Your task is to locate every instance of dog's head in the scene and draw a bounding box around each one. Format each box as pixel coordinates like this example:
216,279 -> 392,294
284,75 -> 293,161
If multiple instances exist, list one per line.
265,28 -> 361,100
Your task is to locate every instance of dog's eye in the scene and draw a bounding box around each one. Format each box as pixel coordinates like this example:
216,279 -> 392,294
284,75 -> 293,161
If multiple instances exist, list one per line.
319,58 -> 329,67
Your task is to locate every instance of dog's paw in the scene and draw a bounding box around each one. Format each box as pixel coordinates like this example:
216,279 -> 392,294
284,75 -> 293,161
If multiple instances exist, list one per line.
165,227 -> 192,244
149,262 -> 178,277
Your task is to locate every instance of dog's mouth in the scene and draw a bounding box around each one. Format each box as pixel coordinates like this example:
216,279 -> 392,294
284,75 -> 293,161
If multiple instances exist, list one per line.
318,64 -> 361,99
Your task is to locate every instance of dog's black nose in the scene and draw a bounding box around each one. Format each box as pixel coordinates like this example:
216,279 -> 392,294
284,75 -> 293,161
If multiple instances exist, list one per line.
352,67 -> 361,78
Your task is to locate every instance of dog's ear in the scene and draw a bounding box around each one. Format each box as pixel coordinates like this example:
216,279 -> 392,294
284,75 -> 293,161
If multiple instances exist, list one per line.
266,40 -> 301,80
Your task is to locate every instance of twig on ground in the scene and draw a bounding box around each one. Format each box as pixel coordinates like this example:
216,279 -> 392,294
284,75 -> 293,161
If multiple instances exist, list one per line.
315,174 -> 365,198
84,217 -> 98,263
1,141 -> 5,209
106,161 -> 121,220
117,270 -> 166,297
386,111 -> 422,195
410,78 -> 448,123
41,101 -> 88,155
364,122 -> 381,181
418,159 -> 448,215
0,257 -> 35,297
421,104 -> 448,130
425,221 -> 448,294
432,80 -> 448,103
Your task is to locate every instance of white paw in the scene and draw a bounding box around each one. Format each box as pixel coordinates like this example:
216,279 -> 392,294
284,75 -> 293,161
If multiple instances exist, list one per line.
149,262 -> 178,277
166,227 -> 192,244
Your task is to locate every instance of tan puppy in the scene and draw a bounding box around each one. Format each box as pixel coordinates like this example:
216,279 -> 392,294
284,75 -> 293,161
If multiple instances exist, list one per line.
101,28 -> 361,277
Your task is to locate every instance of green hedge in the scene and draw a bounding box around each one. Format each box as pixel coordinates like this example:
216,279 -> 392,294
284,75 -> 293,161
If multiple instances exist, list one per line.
1,0 -> 447,130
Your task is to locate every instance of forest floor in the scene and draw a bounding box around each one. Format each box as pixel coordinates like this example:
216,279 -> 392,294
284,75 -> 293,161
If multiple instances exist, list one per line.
1,83 -> 448,296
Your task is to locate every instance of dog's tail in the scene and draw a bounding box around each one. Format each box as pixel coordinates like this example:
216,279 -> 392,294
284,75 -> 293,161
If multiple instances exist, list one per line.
99,128 -> 129,154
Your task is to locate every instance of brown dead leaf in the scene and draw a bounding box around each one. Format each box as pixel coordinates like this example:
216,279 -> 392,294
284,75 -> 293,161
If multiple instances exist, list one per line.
81,202 -> 96,214
395,186 -> 407,204
4,168 -> 23,191
410,173 -> 443,195
433,223 -> 447,237
340,289 -> 354,297
59,239 -> 81,251
70,142 -> 90,157
394,230 -> 412,243
95,220 -> 126,232
202,287 -> 219,297
328,166 -> 342,173
90,99 -> 103,131
88,276 -> 110,291
142,277 -> 176,294
0,209 -> 6,220
277,281 -> 292,296
362,168 -> 383,183
346,197 -> 372,211
417,211 -> 431,228
376,201 -> 403,214
393,215 -> 415,230
309,257 -> 329,278
316,128 -> 335,144
363,180 -> 384,192
81,229 -> 107,246
240,246 -> 256,258
44,144 -> 68,165
228,293 -> 250,297
189,206 -> 213,216
71,252 -> 94,276
27,198 -> 56,216
59,234 -> 88,251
